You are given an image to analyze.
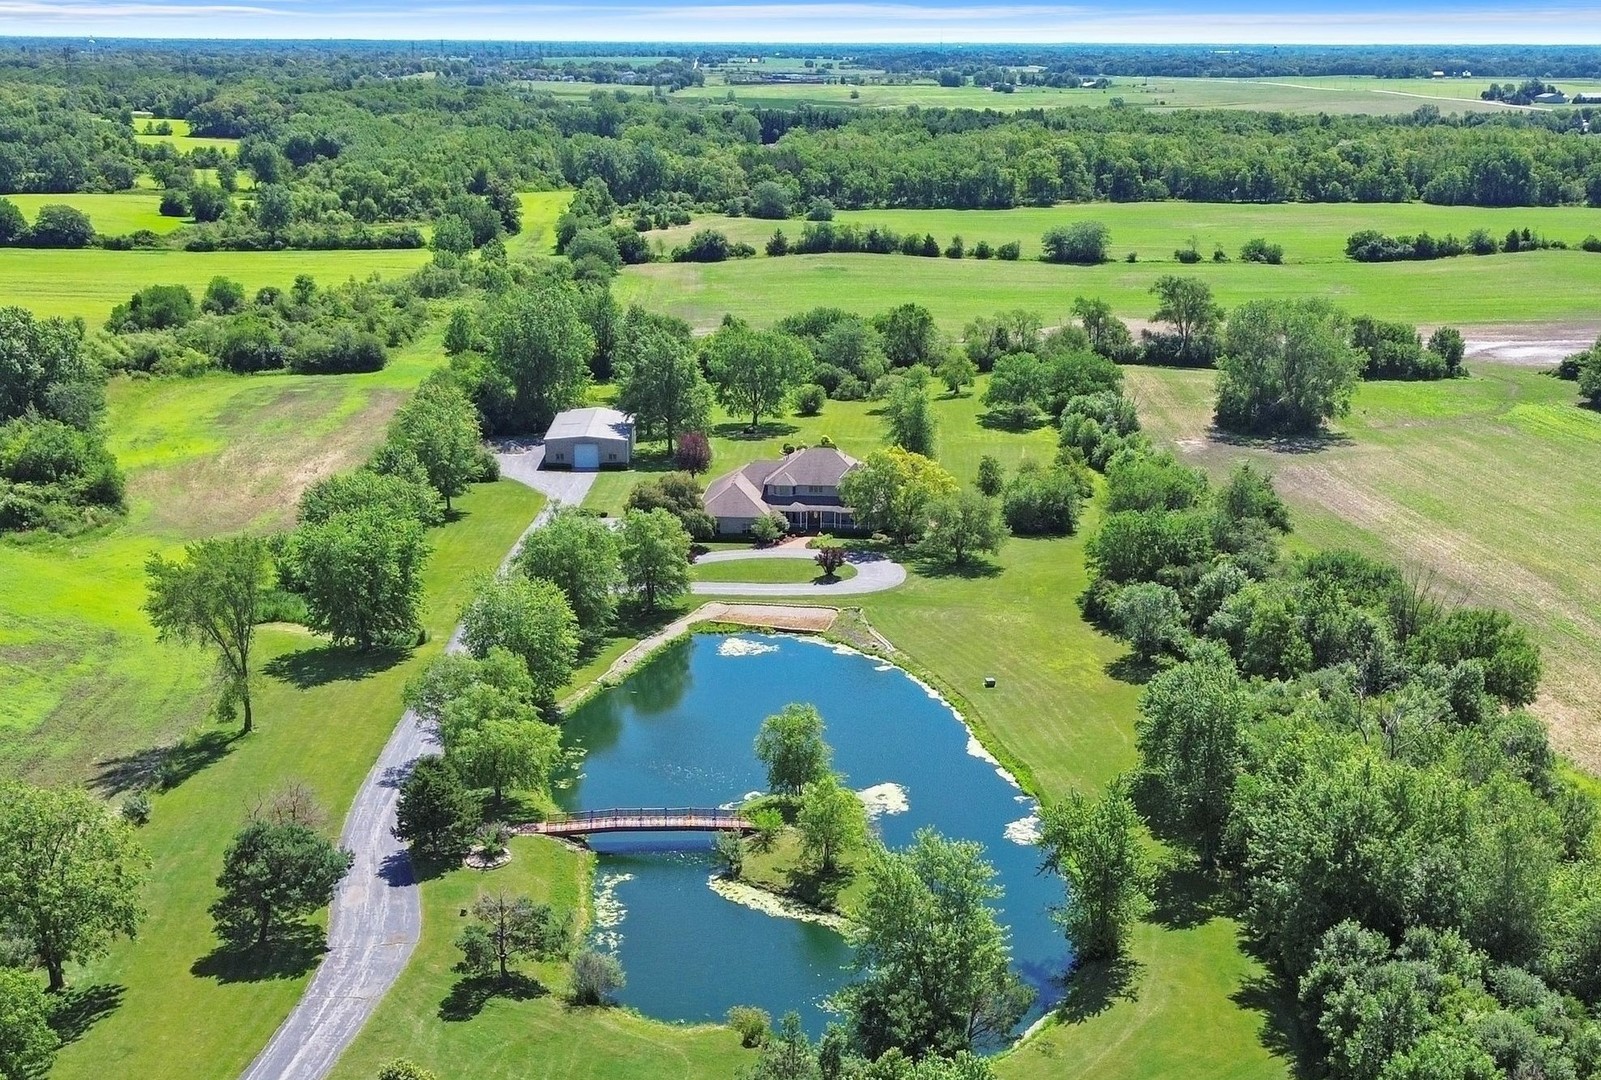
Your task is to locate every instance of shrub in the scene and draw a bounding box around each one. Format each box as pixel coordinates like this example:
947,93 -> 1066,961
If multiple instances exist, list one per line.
1240,238 -> 1285,264
106,284 -> 196,332
972,239 -> 994,259
944,235 -> 965,259
159,190 -> 188,217
201,276 -> 247,315
1582,235 -> 1601,253
120,791 -> 152,826
376,1062 -> 439,1080
751,511 -> 788,545
570,950 -> 625,1005
749,181 -> 791,220
1042,221 -> 1110,265
288,328 -> 387,374
765,229 -> 789,256
1174,243 -> 1202,264
996,240 -> 1022,260
805,198 -> 835,221
671,229 -> 751,263
23,204 -> 95,248
727,1005 -> 771,1047
1002,463 -> 1082,536
795,384 -> 826,416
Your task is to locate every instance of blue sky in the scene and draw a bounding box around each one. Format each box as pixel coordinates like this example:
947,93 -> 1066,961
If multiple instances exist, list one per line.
0,1 -> 1596,44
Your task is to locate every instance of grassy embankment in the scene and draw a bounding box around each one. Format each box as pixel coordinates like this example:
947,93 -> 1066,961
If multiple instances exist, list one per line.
1125,361 -> 1601,772
330,381 -> 1291,1080
617,200 -> 1601,331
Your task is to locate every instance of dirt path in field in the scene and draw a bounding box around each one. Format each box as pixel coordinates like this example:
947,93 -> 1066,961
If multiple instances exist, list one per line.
1456,321 -> 1601,367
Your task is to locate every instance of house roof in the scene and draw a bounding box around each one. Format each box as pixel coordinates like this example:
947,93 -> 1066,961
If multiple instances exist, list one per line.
763,447 -> 859,489
544,407 -> 633,443
704,460 -> 776,520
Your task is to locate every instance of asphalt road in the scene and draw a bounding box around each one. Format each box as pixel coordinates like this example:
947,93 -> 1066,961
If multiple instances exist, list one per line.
237,447 -> 592,1080
691,547 -> 907,597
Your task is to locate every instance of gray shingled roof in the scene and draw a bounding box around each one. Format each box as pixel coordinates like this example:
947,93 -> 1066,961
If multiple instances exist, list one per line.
704,449 -> 861,521
704,460 -> 776,520
763,447 -> 858,489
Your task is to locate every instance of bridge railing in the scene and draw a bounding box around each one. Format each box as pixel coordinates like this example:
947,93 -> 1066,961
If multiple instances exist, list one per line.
532,807 -> 753,829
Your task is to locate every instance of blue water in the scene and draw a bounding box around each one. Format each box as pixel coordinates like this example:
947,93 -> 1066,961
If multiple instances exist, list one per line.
556,633 -> 1067,1034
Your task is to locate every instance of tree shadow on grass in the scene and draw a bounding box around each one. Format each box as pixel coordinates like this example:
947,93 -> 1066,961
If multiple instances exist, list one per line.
1145,859 -> 1226,932
710,420 -> 799,442
438,972 -> 546,1022
1208,426 -> 1354,456
1056,956 -> 1142,1025
1104,653 -> 1160,686
783,864 -> 852,911
1233,969 -> 1314,1076
90,729 -> 242,797
190,923 -> 328,984
48,983 -> 124,1046
263,643 -> 408,690
910,556 -> 1003,580
977,411 -> 1050,434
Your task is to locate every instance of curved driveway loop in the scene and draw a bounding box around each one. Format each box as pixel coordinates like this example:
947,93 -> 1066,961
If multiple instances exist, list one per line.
239,444 -> 590,1080
690,546 -> 906,597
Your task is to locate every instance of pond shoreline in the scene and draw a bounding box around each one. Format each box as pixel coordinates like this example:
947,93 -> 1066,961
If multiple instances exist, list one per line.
708,874 -> 850,933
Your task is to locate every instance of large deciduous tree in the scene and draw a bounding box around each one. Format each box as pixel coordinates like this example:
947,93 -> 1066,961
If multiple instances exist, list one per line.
613,307 -> 711,453
440,680 -> 561,807
618,507 -> 691,612
210,821 -> 352,950
387,375 -> 482,512
284,507 -> 429,650
0,305 -> 102,429
1149,275 -> 1223,359
0,967 -> 58,1078
459,573 -> 579,707
514,506 -> 623,652
1038,778 -> 1150,963
1213,297 -> 1362,436
701,323 -> 812,431
838,447 -> 958,546
843,829 -> 1032,1059
483,277 -> 594,434
920,490 -> 1006,567
797,775 -> 868,875
144,535 -> 271,732
0,784 -> 149,991
455,892 -> 570,984
883,365 -> 938,457
754,703 -> 833,796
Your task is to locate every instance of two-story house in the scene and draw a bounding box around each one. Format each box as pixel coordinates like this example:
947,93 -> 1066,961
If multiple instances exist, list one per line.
702,447 -> 860,536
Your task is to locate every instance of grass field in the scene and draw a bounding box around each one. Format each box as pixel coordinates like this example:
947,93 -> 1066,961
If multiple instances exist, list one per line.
7,193 -> 187,237
1125,361 -> 1601,773
134,118 -> 240,153
507,191 -> 573,259
616,245 -> 1601,332
689,557 -> 857,584
0,247 -> 431,322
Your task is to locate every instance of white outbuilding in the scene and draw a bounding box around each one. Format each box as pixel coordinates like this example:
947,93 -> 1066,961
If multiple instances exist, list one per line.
542,407 -> 634,470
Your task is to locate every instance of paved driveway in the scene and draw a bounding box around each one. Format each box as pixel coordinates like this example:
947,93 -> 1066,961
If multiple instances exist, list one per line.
690,546 -> 906,597
239,446 -> 591,1080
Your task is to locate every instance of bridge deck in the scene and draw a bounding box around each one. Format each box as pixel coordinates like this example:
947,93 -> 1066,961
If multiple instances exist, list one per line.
516,807 -> 756,838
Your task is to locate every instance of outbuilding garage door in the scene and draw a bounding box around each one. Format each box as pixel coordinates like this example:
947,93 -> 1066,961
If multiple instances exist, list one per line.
573,442 -> 600,470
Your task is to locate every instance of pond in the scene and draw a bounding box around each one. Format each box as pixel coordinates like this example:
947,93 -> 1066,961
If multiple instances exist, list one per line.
554,632 -> 1068,1036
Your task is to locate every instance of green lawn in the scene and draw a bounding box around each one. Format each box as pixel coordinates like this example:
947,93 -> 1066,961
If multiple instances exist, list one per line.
7,192 -> 187,237
134,118 -> 240,153
507,191 -> 573,259
0,247 -> 431,322
325,836 -> 750,1080
1125,360 -> 1601,774
689,558 -> 857,584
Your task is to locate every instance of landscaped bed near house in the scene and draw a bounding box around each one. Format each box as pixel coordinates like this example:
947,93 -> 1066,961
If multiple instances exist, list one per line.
689,557 -> 857,585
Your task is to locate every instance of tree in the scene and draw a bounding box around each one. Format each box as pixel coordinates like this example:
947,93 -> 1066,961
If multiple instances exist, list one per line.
674,431 -> 712,476
714,831 -> 748,880
455,892 -> 569,983
872,304 -> 939,368
0,784 -> 148,991
483,278 -> 595,434
0,198 -> 25,245
755,703 -> 833,796
1038,778 -> 1149,963
300,463 -> 441,527
975,455 -> 1004,498
1041,221 -> 1109,264
1135,657 -> 1252,866
844,829 -> 1032,1059
1073,296 -> 1137,361
253,183 -> 292,240
1149,276 -> 1223,358
797,776 -> 868,875
144,535 -> 270,732
727,1004 -> 770,1047
439,681 -> 560,806
920,490 -> 1005,566
936,350 -> 977,396
747,1013 -> 820,1080
201,275 -> 246,315
1426,326 -> 1466,376
459,573 -> 579,706
1109,582 -> 1190,662
210,821 -> 352,950
1001,463 -> 1081,536
838,447 -> 958,546
107,284 -> 195,332
388,376 -> 482,512
884,366 -> 937,457
188,183 -> 229,223
750,181 -> 792,219
0,967 -> 57,1079
981,353 -> 1043,424
395,756 -> 477,862
1582,344 -> 1601,407
701,323 -> 812,430
1214,297 -> 1362,435
814,546 -> 847,579
285,507 -> 429,650
24,205 -> 94,248
618,508 -> 692,612
570,949 -> 625,1005
0,306 -> 102,428
613,307 -> 711,453
443,307 -> 475,356
627,472 -> 715,541
514,506 -> 623,652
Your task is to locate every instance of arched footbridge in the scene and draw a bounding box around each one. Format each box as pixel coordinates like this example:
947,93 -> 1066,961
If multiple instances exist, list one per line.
516,807 -> 756,839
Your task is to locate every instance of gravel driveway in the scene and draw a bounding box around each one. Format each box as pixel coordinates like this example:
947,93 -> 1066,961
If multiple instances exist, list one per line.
239,446 -> 591,1080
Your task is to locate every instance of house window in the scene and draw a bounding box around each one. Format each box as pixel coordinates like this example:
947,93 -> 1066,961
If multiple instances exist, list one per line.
807,485 -> 826,494
607,453 -> 617,461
